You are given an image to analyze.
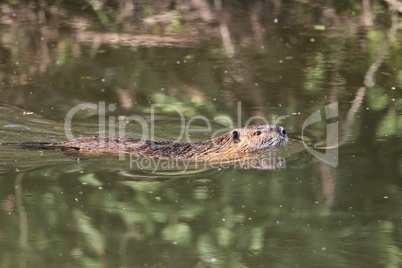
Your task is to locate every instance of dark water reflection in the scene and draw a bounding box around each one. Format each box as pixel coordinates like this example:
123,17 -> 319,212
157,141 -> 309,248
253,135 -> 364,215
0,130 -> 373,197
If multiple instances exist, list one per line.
0,1 -> 402,267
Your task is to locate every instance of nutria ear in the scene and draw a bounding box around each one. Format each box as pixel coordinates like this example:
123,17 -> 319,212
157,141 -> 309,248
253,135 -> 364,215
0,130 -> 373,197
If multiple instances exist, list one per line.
232,130 -> 241,142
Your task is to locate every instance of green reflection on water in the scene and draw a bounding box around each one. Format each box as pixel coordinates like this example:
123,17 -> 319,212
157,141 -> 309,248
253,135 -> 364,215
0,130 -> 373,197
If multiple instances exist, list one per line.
0,0 -> 401,267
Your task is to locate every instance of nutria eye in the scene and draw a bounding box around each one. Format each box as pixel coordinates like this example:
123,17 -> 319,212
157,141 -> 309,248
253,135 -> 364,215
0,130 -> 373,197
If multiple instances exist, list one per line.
282,128 -> 286,136
254,131 -> 261,136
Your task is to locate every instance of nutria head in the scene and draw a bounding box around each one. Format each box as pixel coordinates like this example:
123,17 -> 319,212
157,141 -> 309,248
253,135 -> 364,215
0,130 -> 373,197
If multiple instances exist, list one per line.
229,124 -> 287,151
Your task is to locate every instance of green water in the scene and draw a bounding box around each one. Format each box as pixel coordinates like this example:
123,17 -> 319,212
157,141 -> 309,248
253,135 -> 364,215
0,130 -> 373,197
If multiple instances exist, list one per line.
0,1 -> 401,267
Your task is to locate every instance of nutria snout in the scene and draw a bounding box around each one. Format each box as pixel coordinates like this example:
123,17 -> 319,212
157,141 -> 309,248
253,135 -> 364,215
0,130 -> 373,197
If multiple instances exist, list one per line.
51,124 -> 287,159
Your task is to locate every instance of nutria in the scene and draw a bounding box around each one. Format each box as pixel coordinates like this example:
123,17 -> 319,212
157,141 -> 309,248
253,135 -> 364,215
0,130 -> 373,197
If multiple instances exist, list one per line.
1,124 -> 287,159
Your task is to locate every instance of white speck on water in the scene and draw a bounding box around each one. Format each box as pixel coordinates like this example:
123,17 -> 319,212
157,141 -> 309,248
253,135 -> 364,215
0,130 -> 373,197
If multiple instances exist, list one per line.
222,218 -> 225,221
322,247 -> 326,251
161,88 -> 165,91
101,79 -> 105,82
274,18 -> 278,23
98,187 -> 103,190
211,258 -> 217,263
224,70 -> 228,73
391,87 -> 395,90
279,60 -> 283,63
176,61 -> 180,64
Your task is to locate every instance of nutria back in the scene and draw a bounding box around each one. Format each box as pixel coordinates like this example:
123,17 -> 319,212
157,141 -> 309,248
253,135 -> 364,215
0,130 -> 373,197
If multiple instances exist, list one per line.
52,124 -> 287,159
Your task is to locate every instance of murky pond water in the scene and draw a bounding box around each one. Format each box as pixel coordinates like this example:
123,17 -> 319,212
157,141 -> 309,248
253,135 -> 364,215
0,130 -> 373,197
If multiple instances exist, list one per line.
0,1 -> 401,267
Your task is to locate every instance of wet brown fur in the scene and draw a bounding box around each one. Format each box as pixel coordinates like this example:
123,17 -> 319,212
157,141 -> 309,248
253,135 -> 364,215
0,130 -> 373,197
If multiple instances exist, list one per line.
50,124 -> 287,159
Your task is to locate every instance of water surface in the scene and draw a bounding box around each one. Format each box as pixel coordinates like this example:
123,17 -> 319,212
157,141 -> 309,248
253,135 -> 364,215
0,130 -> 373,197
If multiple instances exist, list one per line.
0,1 -> 401,267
